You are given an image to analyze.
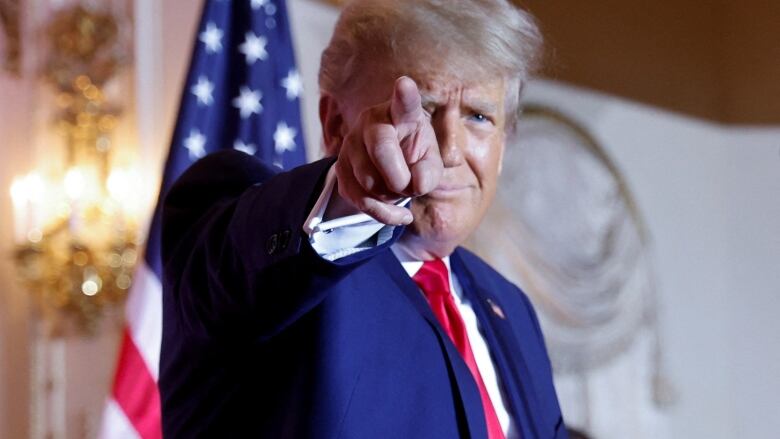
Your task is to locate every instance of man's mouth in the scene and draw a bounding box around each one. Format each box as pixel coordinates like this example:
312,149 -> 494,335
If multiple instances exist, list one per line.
427,184 -> 472,199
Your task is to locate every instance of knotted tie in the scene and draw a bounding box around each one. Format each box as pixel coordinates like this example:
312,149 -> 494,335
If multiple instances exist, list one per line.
412,259 -> 506,439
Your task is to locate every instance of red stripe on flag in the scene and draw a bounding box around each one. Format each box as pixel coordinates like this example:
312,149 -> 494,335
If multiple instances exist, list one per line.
112,327 -> 162,439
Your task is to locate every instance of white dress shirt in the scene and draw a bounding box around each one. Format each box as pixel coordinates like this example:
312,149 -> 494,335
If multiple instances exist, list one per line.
303,166 -> 517,438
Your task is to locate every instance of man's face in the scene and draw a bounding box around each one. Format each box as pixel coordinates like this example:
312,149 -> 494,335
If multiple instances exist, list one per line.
340,63 -> 508,256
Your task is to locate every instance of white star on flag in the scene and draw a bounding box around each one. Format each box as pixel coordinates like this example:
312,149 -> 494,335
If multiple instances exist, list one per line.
274,121 -> 297,154
281,70 -> 303,100
199,22 -> 224,54
233,139 -> 257,155
238,32 -> 268,64
250,0 -> 268,10
232,86 -> 263,118
184,129 -> 207,160
191,76 -> 214,106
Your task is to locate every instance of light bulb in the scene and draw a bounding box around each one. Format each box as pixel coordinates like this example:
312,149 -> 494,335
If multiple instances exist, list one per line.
26,173 -> 45,202
10,177 -> 28,204
64,168 -> 86,200
107,168 -> 128,200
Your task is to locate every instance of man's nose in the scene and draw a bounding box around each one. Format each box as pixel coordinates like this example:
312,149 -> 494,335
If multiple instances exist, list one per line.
432,110 -> 465,168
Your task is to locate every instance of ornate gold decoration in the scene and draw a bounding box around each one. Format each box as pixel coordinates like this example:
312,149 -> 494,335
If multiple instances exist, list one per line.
11,5 -> 138,335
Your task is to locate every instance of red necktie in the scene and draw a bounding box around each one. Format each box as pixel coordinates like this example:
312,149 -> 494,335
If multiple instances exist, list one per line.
412,259 -> 506,439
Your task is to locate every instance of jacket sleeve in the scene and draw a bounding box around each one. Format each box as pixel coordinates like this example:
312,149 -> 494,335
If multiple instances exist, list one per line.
161,150 -> 402,341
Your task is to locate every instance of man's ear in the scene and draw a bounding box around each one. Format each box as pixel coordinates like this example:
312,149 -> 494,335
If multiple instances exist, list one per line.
319,94 -> 346,157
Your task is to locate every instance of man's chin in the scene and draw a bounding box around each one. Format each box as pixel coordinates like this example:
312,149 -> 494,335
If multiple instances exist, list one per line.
401,221 -> 465,258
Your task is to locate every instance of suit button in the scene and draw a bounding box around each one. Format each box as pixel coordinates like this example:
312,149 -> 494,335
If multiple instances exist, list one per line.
266,233 -> 279,255
279,229 -> 291,250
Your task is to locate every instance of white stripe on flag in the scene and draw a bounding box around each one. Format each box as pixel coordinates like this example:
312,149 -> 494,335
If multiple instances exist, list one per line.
124,261 -> 163,380
97,397 -> 141,439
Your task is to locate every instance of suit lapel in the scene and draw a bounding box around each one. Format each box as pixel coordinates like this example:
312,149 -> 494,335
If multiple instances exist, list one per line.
378,250 -> 489,439
451,249 -> 544,439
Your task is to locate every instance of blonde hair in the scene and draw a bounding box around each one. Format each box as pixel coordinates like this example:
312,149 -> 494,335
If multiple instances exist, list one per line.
319,0 -> 543,129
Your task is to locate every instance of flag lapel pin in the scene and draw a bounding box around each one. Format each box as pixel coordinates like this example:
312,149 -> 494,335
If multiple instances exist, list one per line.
486,298 -> 506,320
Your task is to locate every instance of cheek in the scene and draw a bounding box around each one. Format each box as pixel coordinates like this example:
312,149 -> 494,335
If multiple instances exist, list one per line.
467,129 -> 495,160
410,196 -> 474,239
467,134 -> 504,192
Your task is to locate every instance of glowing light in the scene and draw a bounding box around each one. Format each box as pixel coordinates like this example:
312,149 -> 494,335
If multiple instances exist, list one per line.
81,271 -> 103,296
107,166 -> 146,219
81,279 -> 99,296
121,249 -> 137,266
10,178 -> 26,204
64,168 -> 86,200
107,168 -> 129,200
108,253 -> 122,268
116,274 -> 131,290
10,174 -> 46,242
20,173 -> 46,202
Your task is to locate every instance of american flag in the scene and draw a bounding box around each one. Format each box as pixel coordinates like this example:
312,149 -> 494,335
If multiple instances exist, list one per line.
99,0 -> 307,437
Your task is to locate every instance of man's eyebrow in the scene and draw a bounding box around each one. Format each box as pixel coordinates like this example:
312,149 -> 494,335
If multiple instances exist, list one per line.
419,94 -> 499,114
465,99 -> 499,115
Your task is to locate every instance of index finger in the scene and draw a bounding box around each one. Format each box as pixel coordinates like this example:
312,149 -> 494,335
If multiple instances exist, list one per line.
390,76 -> 424,138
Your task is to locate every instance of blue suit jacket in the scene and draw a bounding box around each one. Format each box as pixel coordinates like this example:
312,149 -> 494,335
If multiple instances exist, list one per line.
160,150 -> 566,438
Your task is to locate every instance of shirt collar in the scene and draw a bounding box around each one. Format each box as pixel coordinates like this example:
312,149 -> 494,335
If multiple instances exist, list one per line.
391,245 -> 452,277
391,246 -> 467,304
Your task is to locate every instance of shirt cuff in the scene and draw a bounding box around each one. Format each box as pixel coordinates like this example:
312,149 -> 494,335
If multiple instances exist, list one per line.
303,165 -> 410,260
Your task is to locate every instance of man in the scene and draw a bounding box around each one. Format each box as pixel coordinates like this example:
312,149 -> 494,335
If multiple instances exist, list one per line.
160,0 -> 565,438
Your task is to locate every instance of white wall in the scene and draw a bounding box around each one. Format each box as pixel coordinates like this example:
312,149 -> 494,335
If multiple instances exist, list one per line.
719,129 -> 780,438
524,80 -> 780,438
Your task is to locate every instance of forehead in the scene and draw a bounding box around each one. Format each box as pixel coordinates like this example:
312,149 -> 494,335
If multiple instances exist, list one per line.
414,73 -> 506,109
354,59 -> 507,110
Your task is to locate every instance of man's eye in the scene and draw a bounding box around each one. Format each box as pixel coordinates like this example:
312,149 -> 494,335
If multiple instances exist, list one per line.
469,113 -> 490,123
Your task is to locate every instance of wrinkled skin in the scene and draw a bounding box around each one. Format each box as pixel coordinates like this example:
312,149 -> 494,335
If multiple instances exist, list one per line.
320,67 -> 508,260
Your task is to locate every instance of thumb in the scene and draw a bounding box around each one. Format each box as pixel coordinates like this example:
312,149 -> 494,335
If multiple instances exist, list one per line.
390,76 -> 424,139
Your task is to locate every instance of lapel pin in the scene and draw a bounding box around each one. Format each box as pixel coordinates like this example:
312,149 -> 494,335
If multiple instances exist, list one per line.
486,298 -> 506,320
